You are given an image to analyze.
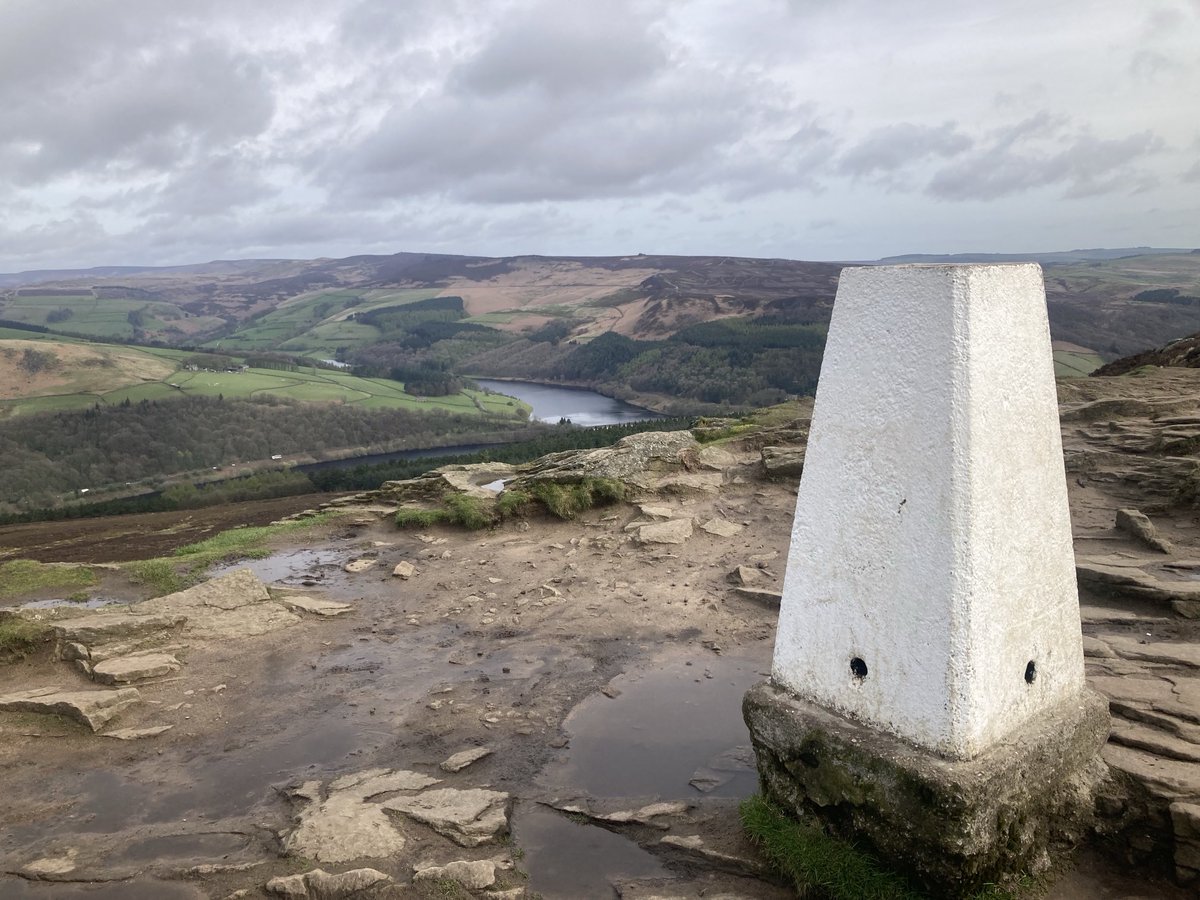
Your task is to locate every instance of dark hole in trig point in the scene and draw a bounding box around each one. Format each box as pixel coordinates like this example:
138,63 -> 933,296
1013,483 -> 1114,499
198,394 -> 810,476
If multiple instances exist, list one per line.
850,657 -> 868,680
1025,660 -> 1037,684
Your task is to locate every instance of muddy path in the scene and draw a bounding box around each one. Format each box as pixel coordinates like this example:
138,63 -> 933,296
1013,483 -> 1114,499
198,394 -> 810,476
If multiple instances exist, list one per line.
1,478 -> 801,898
0,494 -> 346,564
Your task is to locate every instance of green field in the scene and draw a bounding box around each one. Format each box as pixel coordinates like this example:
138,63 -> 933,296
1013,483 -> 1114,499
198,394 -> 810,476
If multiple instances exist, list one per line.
205,288 -> 445,355
1053,349 -> 1104,377
0,294 -> 195,339
0,337 -> 531,419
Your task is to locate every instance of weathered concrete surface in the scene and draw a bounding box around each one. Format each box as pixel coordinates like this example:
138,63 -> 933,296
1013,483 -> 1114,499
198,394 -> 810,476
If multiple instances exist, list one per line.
0,685 -> 140,731
774,264 -> 1085,759
744,680 -> 1111,896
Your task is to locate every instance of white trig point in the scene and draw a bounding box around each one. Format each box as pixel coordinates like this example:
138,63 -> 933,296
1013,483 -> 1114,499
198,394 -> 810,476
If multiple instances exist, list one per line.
744,263 -> 1108,894
774,263 -> 1085,758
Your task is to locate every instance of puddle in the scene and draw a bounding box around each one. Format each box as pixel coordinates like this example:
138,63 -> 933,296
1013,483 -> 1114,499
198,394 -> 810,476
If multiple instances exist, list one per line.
513,803 -> 667,899
547,650 -> 767,799
20,597 -> 122,610
0,880 -> 206,899
209,548 -> 351,586
118,831 -> 250,863
482,479 -> 506,492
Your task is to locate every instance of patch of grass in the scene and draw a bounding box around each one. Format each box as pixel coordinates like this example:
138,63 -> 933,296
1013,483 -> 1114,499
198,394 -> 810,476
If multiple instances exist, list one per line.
443,494 -> 493,530
740,796 -> 1027,900
0,616 -> 51,659
124,558 -> 188,595
395,507 -> 451,529
529,477 -> 625,519
172,512 -> 341,563
123,511 -> 344,594
0,559 -> 98,601
496,488 -> 534,519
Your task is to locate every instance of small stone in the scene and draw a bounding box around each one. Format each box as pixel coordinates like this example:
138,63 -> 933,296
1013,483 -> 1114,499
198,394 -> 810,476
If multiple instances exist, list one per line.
1116,508 -> 1174,554
392,561 -> 418,578
343,558 -> 378,573
277,594 -> 353,617
102,725 -> 174,740
701,518 -> 744,537
91,652 -> 181,685
440,746 -> 494,772
414,859 -> 497,890
637,519 -> 693,545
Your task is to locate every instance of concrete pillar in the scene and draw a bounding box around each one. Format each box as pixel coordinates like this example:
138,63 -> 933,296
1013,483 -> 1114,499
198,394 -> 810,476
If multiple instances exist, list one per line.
744,264 -> 1109,895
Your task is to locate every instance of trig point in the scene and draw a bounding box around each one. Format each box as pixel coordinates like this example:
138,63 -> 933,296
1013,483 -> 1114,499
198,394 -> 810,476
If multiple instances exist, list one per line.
744,264 -> 1109,895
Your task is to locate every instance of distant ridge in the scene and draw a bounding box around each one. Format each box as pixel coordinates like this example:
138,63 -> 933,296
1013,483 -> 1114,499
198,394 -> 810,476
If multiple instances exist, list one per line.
877,248 -> 1196,265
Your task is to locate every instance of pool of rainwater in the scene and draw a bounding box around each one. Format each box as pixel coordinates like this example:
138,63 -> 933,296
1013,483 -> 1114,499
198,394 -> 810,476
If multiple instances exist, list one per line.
20,597 -> 123,610
517,645 -> 771,899
208,547 -> 355,587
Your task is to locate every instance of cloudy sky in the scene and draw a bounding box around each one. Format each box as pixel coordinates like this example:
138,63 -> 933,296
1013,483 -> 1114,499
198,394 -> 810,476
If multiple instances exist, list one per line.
1,0 -> 1197,271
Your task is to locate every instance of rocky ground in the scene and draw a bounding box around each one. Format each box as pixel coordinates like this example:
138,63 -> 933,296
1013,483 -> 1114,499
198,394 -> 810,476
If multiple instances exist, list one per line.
0,371 -> 1198,898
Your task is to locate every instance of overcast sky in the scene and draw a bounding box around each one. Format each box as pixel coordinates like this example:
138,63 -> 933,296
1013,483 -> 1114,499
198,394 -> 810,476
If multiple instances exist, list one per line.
1,0 -> 1197,271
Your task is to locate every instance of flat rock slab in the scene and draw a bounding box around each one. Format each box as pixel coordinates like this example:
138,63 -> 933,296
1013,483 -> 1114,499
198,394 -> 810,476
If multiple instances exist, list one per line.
50,612 -> 187,647
440,746 -> 494,773
636,519 -> 693,545
266,867 -> 393,898
383,787 -> 509,847
0,686 -> 140,731
700,518 -> 744,537
1076,560 -> 1200,604
1105,635 -> 1200,669
275,593 -> 353,617
133,569 -> 301,638
343,558 -> 378,573
91,652 -> 181,684
285,768 -> 441,863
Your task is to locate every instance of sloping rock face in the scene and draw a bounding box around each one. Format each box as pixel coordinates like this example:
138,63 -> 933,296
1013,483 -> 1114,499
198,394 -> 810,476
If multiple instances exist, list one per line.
377,463 -> 517,504
1059,367 -> 1200,884
0,686 -> 140,731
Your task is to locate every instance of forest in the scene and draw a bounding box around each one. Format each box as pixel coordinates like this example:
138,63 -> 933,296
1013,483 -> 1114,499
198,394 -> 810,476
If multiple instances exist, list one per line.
462,317 -> 828,410
0,395 -> 534,513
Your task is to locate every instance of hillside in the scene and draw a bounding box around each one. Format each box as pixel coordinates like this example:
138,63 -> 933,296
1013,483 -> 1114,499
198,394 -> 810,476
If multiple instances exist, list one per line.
4,250 -> 1199,376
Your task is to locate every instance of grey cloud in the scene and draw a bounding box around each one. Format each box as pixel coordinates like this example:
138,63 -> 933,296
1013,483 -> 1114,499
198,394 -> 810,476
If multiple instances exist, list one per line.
928,117 -> 1165,201
454,3 -> 667,98
0,34 -> 274,186
837,122 -> 971,182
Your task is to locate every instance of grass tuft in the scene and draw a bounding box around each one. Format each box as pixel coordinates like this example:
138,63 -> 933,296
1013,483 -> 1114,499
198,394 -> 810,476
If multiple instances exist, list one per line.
0,559 -> 98,601
529,477 -> 625,520
0,616 -> 51,659
124,558 -> 189,595
496,489 -> 534,520
443,494 -> 493,530
395,507 -> 449,529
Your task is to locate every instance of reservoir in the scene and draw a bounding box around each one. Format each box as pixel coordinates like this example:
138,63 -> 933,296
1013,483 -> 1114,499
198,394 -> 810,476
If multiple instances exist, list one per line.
473,379 -> 659,427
